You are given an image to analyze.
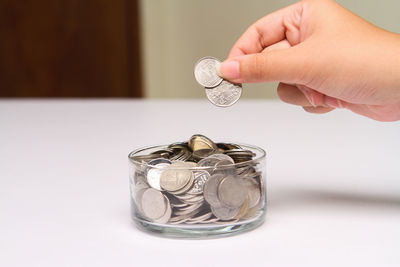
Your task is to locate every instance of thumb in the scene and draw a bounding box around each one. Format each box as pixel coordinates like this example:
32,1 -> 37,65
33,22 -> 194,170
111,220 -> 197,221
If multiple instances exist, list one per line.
218,47 -> 305,84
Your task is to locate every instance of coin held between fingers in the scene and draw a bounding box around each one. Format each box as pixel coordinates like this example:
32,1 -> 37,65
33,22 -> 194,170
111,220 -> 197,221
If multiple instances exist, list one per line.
217,60 -> 240,81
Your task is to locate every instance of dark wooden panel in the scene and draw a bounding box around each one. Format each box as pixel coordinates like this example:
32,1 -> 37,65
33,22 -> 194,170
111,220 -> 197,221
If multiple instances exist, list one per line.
0,0 -> 142,97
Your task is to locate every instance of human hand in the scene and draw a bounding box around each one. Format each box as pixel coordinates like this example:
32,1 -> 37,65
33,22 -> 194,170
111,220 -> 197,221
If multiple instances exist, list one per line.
218,0 -> 400,121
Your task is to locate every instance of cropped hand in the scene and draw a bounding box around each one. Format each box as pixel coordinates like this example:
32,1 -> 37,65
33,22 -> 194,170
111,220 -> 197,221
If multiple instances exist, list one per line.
218,0 -> 400,121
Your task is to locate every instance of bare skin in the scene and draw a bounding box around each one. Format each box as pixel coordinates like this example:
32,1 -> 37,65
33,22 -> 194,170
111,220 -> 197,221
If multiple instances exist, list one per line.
218,0 -> 400,121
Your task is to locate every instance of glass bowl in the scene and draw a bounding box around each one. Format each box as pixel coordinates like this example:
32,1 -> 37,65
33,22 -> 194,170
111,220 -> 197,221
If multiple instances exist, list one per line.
128,141 -> 266,239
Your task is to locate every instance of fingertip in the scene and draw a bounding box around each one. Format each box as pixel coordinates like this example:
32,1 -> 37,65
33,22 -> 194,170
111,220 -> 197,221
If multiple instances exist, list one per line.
303,106 -> 335,114
218,60 -> 240,80
325,96 -> 345,109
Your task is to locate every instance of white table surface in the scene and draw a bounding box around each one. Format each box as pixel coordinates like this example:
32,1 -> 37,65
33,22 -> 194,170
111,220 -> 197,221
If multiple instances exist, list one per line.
1,99 -> 400,267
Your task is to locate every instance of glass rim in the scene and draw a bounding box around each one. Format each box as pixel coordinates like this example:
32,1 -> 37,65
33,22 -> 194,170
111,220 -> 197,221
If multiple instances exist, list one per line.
128,143 -> 266,170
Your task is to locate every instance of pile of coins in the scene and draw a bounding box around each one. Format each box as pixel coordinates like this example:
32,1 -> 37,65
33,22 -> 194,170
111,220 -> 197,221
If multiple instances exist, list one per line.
129,134 -> 264,225
194,57 -> 242,107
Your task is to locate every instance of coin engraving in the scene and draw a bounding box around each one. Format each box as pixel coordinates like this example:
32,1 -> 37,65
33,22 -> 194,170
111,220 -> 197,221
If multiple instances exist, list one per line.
160,163 -> 193,192
205,80 -> 242,107
194,57 -> 223,88
194,57 -> 243,107
189,170 -> 210,194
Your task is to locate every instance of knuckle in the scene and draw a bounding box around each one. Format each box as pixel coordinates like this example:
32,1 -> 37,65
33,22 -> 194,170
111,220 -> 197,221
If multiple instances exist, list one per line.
244,54 -> 268,81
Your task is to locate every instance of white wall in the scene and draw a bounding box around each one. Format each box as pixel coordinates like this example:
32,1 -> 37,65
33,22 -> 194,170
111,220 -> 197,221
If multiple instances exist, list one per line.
139,0 -> 400,99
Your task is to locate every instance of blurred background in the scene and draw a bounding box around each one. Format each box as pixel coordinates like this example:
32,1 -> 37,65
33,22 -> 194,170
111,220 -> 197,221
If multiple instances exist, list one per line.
1,0 -> 399,99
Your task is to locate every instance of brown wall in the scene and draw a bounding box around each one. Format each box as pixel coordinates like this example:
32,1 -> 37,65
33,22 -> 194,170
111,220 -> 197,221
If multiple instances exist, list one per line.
0,0 -> 142,97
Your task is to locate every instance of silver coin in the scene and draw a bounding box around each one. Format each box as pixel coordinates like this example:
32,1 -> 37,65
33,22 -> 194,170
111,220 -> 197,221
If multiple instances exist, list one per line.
133,172 -> 147,186
133,187 -> 147,214
171,176 -> 194,195
218,175 -> 247,208
148,158 -> 172,166
208,153 -> 234,163
146,158 -> 172,190
169,169 -> 195,195
170,147 -> 192,161
194,57 -> 223,88
192,149 -> 216,161
217,143 -> 242,151
170,161 -> 197,168
141,188 -> 167,220
132,180 -> 149,196
197,156 -> 221,168
159,162 -> 193,192
199,217 -> 219,224
169,216 -> 191,224
242,178 -> 261,208
130,153 -> 163,163
236,165 -> 256,176
169,196 -> 187,208
214,159 -> 234,168
185,212 -> 213,224
213,160 -> 236,176
178,196 -> 204,206
154,195 -> 172,224
203,173 -> 224,207
151,148 -> 174,157
211,204 -> 240,220
214,218 -> 239,224
224,149 -> 256,163
188,170 -> 210,194
174,192 -> 203,202
205,80 -> 242,107
146,162 -> 170,190
170,204 -> 203,222
174,202 -> 203,216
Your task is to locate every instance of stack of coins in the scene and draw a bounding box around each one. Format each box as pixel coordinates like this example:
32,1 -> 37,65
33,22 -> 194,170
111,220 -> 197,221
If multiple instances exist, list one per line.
129,134 -> 264,225
194,57 -> 242,107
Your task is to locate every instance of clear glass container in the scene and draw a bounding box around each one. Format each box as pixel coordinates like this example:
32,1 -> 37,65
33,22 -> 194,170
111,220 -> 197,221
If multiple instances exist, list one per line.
128,142 -> 266,238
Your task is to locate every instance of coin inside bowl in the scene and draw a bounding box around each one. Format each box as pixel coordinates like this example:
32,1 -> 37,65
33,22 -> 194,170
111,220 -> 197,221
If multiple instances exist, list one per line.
128,135 -> 267,239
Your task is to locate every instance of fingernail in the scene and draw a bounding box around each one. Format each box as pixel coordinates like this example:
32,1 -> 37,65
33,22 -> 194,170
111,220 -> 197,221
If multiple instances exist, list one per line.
217,60 -> 240,80
302,89 -> 316,107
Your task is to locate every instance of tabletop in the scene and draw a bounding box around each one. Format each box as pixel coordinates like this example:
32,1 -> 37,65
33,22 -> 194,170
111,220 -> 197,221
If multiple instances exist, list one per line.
1,99 -> 399,267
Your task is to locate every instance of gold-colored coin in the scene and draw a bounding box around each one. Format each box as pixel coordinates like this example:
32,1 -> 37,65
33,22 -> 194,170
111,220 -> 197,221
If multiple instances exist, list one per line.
188,134 -> 217,151
241,205 -> 260,220
234,196 -> 250,220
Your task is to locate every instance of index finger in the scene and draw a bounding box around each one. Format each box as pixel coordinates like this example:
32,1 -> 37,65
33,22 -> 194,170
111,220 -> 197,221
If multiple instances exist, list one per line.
228,2 -> 303,58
